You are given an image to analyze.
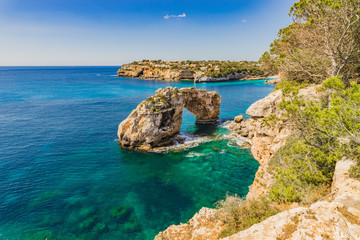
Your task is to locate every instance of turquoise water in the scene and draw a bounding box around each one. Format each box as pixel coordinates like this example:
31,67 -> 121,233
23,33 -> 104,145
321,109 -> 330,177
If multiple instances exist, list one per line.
0,67 -> 274,239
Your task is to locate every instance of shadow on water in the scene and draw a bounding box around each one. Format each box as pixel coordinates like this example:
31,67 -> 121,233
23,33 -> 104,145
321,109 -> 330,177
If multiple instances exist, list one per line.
192,121 -> 219,136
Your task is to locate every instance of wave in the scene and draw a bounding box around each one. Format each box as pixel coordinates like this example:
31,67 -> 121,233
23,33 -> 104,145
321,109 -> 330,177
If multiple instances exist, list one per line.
151,123 -> 251,153
115,121 -> 251,153
150,135 -> 214,153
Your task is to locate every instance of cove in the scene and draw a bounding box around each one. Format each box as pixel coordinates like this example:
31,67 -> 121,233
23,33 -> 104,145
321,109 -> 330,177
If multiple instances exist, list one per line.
0,66 -> 274,239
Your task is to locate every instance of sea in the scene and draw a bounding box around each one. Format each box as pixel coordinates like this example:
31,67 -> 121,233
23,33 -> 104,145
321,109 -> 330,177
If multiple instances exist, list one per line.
0,66 -> 275,239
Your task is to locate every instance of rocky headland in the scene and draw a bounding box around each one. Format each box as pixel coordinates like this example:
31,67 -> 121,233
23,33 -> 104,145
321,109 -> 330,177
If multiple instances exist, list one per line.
155,85 -> 360,239
117,87 -> 221,150
117,60 -> 269,83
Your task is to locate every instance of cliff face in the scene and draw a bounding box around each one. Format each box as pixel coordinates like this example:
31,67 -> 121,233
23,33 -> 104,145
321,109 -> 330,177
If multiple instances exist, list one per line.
222,159 -> 360,240
117,65 -> 196,81
157,159 -> 360,240
155,86 -> 359,240
117,64 -> 265,82
230,86 -> 325,199
155,207 -> 225,240
117,87 -> 221,150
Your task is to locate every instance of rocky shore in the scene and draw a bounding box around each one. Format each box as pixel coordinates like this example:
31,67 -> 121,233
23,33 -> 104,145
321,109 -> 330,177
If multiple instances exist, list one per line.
155,86 -> 360,240
117,60 -> 269,83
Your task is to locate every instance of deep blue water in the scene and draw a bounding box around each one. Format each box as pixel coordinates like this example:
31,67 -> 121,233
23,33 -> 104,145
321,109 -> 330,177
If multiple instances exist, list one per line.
0,66 -> 274,239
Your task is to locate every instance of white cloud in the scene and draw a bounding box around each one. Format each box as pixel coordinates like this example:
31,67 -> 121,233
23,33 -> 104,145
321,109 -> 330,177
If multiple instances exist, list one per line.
242,19 -> 247,23
164,13 -> 186,19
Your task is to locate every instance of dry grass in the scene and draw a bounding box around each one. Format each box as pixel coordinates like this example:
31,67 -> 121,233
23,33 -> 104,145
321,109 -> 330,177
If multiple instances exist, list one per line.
215,194 -> 280,238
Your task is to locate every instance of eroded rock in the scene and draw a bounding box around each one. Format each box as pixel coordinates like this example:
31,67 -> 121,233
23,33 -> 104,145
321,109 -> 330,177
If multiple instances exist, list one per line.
155,207 -> 225,240
223,159 -> 360,240
234,115 -> 243,123
117,87 -> 221,150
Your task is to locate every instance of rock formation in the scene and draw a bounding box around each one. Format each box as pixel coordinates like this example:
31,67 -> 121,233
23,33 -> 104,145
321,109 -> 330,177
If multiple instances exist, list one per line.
117,87 -> 221,150
156,85 -> 354,240
155,207 -> 225,240
117,65 -> 196,81
156,158 -> 360,240
222,159 -> 360,240
117,62 -> 267,82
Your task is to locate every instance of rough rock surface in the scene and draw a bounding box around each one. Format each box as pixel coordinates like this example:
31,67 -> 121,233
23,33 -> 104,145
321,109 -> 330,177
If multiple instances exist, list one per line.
222,159 -> 360,240
118,64 -> 265,82
118,65 -> 196,81
155,207 -> 225,240
245,90 -> 283,118
117,87 -> 221,150
194,72 -> 247,83
234,115 -> 243,123
156,159 -> 360,240
117,65 -> 194,81
155,85 -> 339,239
264,78 -> 281,85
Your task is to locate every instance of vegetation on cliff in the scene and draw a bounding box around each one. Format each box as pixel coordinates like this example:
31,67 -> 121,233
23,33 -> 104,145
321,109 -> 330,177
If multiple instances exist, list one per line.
259,0 -> 360,203
219,0 -> 360,237
216,196 -> 280,238
157,0 -> 360,239
259,0 -> 360,84
269,77 -> 360,203
123,60 -> 266,79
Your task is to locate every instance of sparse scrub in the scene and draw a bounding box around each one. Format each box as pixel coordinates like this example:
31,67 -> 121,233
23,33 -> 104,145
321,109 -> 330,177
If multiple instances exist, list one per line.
215,194 -> 280,238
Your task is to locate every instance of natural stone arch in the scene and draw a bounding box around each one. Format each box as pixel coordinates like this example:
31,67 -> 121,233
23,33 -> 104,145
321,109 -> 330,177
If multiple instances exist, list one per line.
117,87 -> 221,150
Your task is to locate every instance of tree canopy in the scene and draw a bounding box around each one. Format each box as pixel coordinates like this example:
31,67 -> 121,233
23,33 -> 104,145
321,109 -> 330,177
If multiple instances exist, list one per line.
260,0 -> 360,84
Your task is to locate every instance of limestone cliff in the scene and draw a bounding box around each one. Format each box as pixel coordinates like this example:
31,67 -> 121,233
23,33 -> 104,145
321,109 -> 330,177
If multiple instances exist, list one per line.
155,86 -> 356,240
117,62 -> 267,82
228,86 -> 325,199
117,87 -> 221,150
156,159 -> 360,240
222,159 -> 360,240
117,65 -> 196,81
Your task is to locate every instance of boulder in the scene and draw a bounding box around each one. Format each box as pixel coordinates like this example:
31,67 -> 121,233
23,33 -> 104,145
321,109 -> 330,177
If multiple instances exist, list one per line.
234,115 -> 243,123
246,90 -> 283,118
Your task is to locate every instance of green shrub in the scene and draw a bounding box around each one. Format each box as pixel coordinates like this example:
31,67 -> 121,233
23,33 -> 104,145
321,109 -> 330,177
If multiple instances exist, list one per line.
269,76 -> 360,203
216,194 -> 279,238
268,136 -> 335,203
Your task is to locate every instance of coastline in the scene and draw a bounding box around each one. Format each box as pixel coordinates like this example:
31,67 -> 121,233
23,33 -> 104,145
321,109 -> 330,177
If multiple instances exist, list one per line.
155,84 -> 360,240
117,61 -> 271,83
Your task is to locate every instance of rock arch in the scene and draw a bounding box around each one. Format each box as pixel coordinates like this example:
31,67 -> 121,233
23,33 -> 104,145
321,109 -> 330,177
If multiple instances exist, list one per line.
117,87 -> 221,150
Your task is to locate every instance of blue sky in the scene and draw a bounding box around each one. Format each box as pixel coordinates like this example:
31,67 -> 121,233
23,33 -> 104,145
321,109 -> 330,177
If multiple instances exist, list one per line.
0,0 -> 295,66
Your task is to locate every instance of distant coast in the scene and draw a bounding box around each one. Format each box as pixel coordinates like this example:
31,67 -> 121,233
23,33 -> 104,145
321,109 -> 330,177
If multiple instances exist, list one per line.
117,60 -> 271,83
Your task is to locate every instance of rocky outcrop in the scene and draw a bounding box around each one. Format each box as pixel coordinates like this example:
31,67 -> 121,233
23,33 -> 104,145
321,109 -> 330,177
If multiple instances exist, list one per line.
194,72 -> 247,83
156,158 -> 360,240
155,208 -> 225,240
226,89 -> 294,199
222,159 -> 360,240
118,63 -> 266,82
117,87 -> 221,150
155,85 -> 333,239
117,64 -> 196,81
233,86 -> 327,199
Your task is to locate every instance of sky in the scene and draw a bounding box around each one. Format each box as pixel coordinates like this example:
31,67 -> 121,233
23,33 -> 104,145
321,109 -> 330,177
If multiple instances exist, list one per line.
0,0 -> 295,66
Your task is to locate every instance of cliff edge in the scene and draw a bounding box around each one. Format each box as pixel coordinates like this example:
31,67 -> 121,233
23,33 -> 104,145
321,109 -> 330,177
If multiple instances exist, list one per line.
117,60 -> 268,83
155,86 -> 360,239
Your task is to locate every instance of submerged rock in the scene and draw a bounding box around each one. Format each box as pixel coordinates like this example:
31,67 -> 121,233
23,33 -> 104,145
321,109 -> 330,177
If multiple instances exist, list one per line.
117,87 -> 221,150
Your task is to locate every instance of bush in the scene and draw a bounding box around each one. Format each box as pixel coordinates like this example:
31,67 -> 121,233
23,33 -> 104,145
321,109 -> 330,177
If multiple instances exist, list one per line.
268,136 -> 334,203
215,194 -> 279,238
269,76 -> 360,203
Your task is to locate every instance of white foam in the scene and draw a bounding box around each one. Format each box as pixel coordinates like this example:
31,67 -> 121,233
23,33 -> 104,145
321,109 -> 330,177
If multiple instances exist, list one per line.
150,135 -> 214,153
185,152 -> 205,158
